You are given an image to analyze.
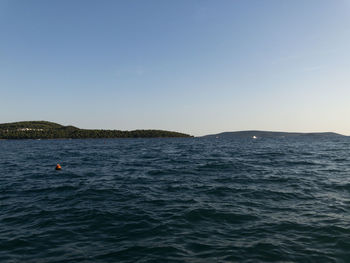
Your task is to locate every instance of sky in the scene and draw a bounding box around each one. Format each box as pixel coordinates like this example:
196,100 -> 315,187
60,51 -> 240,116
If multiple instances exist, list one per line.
1,0 -> 350,136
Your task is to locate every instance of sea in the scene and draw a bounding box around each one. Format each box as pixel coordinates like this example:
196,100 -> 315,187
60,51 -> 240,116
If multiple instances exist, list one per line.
1,137 -> 350,263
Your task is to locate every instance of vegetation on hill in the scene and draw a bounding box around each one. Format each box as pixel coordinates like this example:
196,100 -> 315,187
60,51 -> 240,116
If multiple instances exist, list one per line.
203,130 -> 345,139
0,121 -> 192,139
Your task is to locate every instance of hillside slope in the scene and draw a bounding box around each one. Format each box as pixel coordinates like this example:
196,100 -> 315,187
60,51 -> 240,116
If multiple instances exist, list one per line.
0,121 -> 192,139
203,130 -> 345,139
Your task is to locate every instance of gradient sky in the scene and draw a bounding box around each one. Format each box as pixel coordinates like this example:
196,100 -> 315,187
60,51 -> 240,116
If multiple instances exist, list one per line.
1,0 -> 350,136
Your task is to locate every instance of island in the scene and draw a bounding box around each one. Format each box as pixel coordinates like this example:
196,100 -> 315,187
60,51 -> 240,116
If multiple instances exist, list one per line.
202,130 -> 345,139
0,121 -> 192,139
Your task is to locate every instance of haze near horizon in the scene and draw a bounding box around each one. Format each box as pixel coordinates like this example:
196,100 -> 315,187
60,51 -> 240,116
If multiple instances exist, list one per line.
1,0 -> 349,136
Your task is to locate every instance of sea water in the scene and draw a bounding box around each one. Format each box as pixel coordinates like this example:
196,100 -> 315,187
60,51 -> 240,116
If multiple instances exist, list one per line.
1,137 -> 350,262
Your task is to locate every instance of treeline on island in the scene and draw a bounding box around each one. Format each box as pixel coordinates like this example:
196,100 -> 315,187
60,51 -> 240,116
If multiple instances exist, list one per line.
0,121 -> 192,139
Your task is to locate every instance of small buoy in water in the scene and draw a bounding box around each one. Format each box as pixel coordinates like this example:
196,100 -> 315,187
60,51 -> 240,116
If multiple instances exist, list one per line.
55,164 -> 62,170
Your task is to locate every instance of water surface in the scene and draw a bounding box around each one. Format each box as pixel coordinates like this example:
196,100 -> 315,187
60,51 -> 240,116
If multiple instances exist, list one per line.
1,137 -> 350,262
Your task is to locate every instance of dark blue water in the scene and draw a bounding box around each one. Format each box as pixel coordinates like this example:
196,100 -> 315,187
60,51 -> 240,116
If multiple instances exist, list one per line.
1,137 -> 350,262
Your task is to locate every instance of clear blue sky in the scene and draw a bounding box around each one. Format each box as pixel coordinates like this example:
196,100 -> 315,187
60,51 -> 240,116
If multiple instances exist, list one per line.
1,0 -> 350,136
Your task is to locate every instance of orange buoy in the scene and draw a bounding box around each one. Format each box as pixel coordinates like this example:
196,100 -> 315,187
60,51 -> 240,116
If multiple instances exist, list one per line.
55,164 -> 62,170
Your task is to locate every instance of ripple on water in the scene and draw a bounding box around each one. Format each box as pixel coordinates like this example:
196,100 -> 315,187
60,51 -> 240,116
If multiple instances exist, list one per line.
0,137 -> 350,262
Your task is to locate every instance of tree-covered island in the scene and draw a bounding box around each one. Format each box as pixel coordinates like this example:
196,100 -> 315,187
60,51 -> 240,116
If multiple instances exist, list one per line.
0,121 -> 192,139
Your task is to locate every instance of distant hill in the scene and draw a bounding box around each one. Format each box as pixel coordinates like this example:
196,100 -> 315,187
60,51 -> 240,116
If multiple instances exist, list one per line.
0,121 -> 192,139
202,130 -> 345,139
